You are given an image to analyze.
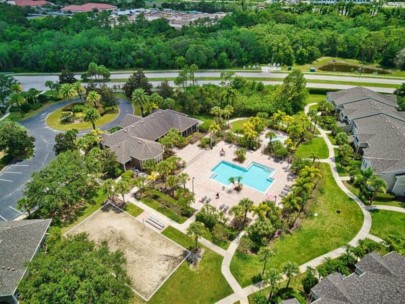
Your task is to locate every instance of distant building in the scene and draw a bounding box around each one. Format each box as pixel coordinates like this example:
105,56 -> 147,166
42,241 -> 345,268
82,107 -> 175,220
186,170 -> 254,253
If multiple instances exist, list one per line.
8,0 -> 52,7
310,0 -> 373,4
102,109 -> 199,170
311,251 -> 405,303
327,87 -> 405,196
0,219 -> 52,304
61,3 -> 117,13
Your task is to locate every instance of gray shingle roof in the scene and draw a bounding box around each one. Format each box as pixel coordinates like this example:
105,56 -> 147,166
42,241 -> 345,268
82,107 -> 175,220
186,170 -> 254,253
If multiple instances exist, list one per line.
312,252 -> 405,304
328,87 -> 397,107
0,219 -> 51,297
118,114 -> 142,128
354,114 -> 405,173
341,98 -> 405,122
110,136 -> 164,164
104,110 -> 197,164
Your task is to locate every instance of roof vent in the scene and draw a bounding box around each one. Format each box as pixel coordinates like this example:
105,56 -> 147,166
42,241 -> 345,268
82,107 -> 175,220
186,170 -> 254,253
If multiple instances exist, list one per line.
123,129 -> 128,133
396,132 -> 400,136
141,121 -> 144,123
137,141 -> 142,144
151,115 -> 154,118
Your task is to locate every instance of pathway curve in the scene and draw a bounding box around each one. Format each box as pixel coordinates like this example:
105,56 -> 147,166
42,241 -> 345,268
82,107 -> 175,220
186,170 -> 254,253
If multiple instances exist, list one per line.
367,205 -> 405,214
0,98 -> 132,221
214,103 -> 374,304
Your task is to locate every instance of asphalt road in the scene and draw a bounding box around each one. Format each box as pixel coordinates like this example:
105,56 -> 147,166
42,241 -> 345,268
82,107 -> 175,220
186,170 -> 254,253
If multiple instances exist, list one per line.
0,98 -> 133,221
14,71 -> 404,92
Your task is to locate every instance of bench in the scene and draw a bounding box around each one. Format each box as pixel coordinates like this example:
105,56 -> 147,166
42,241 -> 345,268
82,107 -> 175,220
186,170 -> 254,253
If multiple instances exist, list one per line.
146,216 -> 165,230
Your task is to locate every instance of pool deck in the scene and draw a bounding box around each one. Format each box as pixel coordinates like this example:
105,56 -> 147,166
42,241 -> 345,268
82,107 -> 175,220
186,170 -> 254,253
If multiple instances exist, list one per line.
175,131 -> 293,212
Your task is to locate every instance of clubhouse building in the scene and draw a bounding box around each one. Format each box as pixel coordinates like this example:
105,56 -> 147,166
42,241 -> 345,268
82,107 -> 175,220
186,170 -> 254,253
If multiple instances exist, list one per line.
103,109 -> 199,170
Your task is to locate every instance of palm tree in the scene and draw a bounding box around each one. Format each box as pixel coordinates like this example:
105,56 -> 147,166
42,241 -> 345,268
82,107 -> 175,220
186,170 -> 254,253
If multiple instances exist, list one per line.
115,178 -> 130,203
229,204 -> 244,229
281,194 -> 301,221
367,176 -> 387,204
210,106 -> 223,124
282,261 -> 299,289
292,177 -> 314,199
187,221 -> 207,252
86,90 -> 101,108
223,104 -> 234,127
131,88 -> 148,117
354,167 -> 374,195
265,131 -> 276,154
299,166 -> 322,184
258,247 -> 275,276
309,152 -> 319,165
9,93 -> 26,117
83,106 -> 100,130
209,122 -> 221,148
263,268 -> 281,303
59,83 -> 77,101
102,179 -> 116,203
239,198 -> 254,228
72,81 -> 86,103
177,173 -> 190,190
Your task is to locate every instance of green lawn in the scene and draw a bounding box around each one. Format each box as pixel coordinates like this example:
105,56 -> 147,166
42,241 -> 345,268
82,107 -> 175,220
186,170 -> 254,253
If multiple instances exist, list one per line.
328,134 -> 336,145
230,164 -> 364,287
230,119 -> 249,132
46,107 -> 119,131
306,94 -> 326,105
194,114 -> 215,125
123,203 -> 144,218
141,197 -> 188,224
295,137 -> 329,159
142,227 -> 233,304
370,210 -> 405,240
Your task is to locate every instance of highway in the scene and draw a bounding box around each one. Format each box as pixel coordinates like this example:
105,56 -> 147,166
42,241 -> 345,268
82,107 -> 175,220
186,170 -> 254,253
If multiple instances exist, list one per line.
14,71 -> 404,92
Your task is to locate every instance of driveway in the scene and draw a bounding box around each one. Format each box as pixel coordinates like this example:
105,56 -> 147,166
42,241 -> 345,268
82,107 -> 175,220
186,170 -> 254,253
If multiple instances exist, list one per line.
0,98 -> 133,221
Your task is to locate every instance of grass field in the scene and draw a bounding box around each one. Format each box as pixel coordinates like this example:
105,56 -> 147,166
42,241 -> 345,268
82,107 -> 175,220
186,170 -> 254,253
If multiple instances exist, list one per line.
230,119 -> 249,132
295,137 -> 329,159
288,56 -> 405,78
370,210 -> 405,240
46,107 -> 118,131
230,164 -> 364,287
306,94 -> 326,105
136,227 -> 233,304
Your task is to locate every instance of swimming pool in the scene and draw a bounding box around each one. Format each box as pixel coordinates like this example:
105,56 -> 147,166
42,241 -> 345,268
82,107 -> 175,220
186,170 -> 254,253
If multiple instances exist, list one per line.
211,161 -> 275,193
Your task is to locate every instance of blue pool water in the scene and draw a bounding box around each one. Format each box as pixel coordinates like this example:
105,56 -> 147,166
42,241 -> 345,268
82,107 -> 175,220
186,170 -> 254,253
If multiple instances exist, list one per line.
211,161 -> 275,193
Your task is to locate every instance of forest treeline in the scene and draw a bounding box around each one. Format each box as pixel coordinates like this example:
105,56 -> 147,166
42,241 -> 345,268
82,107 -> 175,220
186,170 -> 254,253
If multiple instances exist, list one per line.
0,3 -> 404,72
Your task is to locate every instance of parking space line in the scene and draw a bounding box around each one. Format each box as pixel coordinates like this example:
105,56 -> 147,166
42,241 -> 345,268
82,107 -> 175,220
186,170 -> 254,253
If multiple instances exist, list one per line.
3,172 -> 23,174
0,214 -> 7,221
0,178 -> 13,182
11,164 -> 29,167
9,206 -> 22,214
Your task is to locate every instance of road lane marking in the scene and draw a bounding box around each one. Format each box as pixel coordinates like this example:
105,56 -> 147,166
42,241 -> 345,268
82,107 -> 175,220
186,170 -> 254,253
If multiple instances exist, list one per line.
3,172 -> 23,174
0,179 -> 13,182
9,206 -> 22,214
0,214 -> 7,221
11,164 -> 29,167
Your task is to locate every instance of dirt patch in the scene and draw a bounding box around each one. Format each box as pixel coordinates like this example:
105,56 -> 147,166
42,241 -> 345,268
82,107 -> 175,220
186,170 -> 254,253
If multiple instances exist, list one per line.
66,204 -> 188,300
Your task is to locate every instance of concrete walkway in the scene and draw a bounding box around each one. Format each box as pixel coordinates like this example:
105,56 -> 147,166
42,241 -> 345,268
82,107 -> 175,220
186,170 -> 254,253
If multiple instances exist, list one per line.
367,205 -> 405,214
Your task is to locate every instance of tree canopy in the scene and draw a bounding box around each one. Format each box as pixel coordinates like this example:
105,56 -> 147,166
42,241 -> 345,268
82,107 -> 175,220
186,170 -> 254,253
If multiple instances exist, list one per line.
1,3 -> 404,72
18,232 -> 133,304
0,120 -> 35,159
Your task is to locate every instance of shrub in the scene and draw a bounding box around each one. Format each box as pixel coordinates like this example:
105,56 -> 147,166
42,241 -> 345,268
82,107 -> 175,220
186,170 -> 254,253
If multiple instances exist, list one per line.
234,148 -> 246,163
198,137 -> 211,148
60,112 -> 74,123
72,104 -> 85,113
198,121 -> 210,133
121,170 -> 134,180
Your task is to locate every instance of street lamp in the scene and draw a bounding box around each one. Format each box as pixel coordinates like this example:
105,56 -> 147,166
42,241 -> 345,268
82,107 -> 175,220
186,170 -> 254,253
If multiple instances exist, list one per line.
192,177 -> 195,195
